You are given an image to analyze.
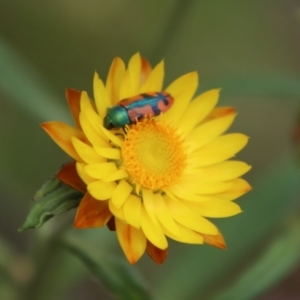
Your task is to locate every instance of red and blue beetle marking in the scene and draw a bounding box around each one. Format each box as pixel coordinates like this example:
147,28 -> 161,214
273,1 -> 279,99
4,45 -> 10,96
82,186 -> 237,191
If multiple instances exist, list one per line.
104,92 -> 174,129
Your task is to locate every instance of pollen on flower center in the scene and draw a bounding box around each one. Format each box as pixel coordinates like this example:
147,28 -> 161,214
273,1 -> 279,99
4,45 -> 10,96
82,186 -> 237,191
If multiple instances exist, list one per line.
122,118 -> 187,190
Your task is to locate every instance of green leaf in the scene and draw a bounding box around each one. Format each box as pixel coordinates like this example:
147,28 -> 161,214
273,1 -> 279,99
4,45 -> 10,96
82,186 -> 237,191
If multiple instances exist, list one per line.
62,235 -> 152,300
212,218 -> 300,300
19,175 -> 83,231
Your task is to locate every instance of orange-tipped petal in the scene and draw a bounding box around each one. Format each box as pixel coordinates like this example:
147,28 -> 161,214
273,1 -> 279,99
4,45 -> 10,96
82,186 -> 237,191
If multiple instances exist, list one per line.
140,57 -> 152,85
146,241 -> 168,265
201,232 -> 227,250
66,88 -> 82,129
203,107 -> 236,122
41,122 -> 84,162
57,161 -> 86,192
74,193 -> 112,228
115,219 -> 147,264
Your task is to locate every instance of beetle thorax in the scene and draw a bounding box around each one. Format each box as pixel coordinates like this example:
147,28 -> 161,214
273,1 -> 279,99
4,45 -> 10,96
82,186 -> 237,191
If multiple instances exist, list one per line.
104,106 -> 130,129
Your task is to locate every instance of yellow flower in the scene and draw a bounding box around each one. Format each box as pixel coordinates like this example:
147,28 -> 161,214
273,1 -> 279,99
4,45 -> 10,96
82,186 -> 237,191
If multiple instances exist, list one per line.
41,53 -> 251,264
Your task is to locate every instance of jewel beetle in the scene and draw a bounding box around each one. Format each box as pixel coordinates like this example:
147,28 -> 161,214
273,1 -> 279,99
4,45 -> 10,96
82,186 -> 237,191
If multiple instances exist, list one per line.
104,92 -> 174,129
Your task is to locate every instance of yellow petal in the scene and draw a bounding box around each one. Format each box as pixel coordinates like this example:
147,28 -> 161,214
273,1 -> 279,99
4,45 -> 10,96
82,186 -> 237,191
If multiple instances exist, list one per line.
72,137 -> 104,164
108,199 -> 125,220
162,221 -> 204,244
190,161 -> 251,183
141,206 -> 168,249
103,169 -> 128,182
214,178 -> 252,201
98,124 -> 123,147
179,89 -> 220,136
123,194 -> 142,228
41,122 -> 84,162
80,91 -> 108,141
111,180 -> 133,208
189,133 -> 249,167
106,57 -> 125,104
87,180 -> 117,200
93,72 -> 111,117
115,219 -> 147,264
153,193 -> 180,237
80,90 -> 95,112
187,108 -> 236,152
164,72 -> 198,124
168,193 -> 225,202
94,147 -> 121,160
119,69 -> 132,100
181,198 -> 242,218
79,112 -> 109,147
164,196 -> 218,235
142,189 -> 159,226
177,179 -> 233,194
167,185 -> 209,202
128,52 -> 141,95
139,59 -> 164,93
76,162 -> 94,185
84,162 -> 118,179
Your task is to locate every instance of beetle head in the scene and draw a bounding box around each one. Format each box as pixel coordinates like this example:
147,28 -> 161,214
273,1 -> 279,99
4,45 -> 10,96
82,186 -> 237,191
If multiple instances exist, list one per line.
103,106 -> 129,129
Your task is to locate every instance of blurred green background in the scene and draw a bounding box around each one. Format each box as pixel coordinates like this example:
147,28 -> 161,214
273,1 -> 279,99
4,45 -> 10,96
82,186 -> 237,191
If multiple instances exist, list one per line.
1,1 -> 300,299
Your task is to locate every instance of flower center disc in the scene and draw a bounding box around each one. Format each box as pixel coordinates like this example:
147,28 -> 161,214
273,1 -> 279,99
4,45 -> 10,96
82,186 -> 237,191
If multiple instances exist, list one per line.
122,119 -> 186,190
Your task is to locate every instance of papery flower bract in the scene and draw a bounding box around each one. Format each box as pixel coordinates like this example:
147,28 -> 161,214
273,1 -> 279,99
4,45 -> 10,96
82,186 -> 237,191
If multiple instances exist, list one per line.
41,53 -> 251,264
